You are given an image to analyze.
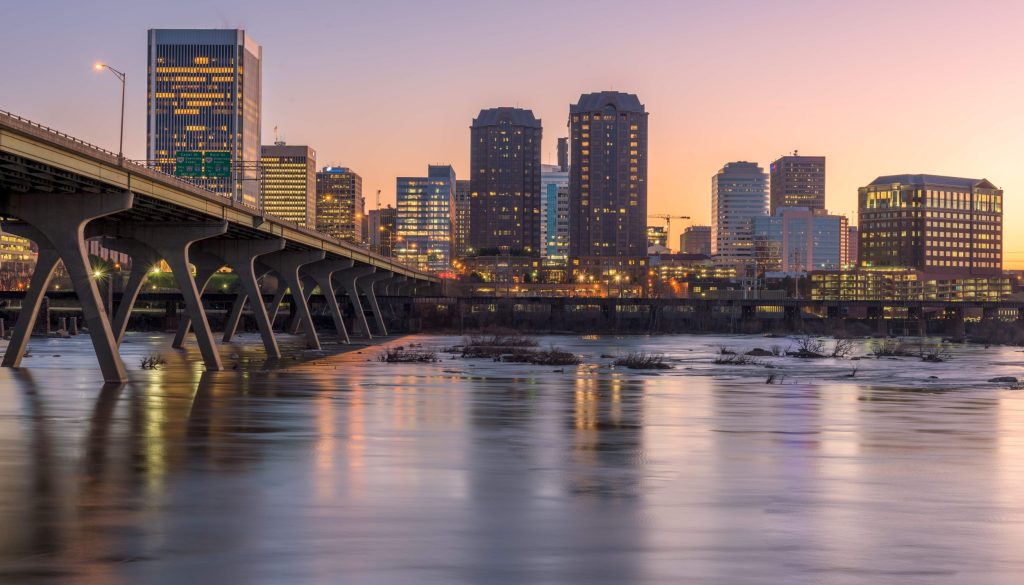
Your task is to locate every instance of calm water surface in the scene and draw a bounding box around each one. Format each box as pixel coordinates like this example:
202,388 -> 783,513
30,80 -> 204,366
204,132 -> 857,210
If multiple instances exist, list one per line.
1,332 -> 1024,584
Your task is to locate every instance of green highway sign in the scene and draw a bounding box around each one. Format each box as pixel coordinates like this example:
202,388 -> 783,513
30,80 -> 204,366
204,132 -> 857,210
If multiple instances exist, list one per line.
174,150 -> 203,177
204,151 -> 232,178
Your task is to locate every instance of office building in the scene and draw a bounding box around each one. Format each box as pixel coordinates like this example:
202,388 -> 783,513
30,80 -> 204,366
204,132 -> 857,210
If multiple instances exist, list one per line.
752,207 -> 849,272
260,143 -> 315,227
556,137 -> 569,171
680,225 -> 712,256
847,226 -> 859,267
147,29 -> 262,208
858,174 -> 1002,276
396,165 -> 456,273
568,91 -> 648,276
812,269 -> 1010,301
367,205 -> 397,257
469,107 -> 542,255
711,161 -> 768,268
454,179 -> 471,258
315,167 -> 364,243
540,163 -> 570,261
769,154 -> 826,213
647,225 -> 668,249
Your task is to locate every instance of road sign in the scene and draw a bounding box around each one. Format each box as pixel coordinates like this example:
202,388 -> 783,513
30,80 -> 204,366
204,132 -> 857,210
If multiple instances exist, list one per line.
174,151 -> 202,177
204,151 -> 231,178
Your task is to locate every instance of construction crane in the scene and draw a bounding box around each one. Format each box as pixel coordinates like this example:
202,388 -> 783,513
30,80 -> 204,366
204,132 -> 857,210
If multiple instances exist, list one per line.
648,214 -> 691,238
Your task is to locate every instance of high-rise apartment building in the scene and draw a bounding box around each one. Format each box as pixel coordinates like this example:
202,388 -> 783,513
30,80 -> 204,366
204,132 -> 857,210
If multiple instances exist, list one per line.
454,179 -> 471,259
769,154 -> 825,213
396,165 -> 456,273
680,226 -> 712,256
147,29 -> 262,208
367,205 -> 397,257
568,91 -> 648,275
469,107 -> 542,255
260,143 -> 315,227
858,174 -> 1002,276
540,163 -> 569,261
315,167 -> 364,243
712,161 -> 768,268
752,207 -> 848,272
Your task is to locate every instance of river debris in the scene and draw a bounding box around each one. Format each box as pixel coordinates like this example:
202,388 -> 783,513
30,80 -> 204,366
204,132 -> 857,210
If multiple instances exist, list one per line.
140,353 -> 166,369
989,376 -> 1018,384
378,348 -> 439,363
615,352 -> 672,370
501,346 -> 582,366
714,353 -> 760,366
457,335 -> 538,358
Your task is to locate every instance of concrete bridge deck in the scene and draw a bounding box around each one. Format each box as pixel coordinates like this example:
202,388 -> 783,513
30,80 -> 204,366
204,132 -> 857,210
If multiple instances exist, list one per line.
0,109 -> 437,382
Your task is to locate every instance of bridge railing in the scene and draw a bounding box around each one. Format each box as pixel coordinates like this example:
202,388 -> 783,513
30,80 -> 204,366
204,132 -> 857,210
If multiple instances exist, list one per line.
0,109 -> 121,158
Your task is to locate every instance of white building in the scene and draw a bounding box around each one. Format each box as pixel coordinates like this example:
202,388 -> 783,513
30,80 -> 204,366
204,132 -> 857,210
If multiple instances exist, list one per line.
712,161 -> 768,270
540,163 -> 569,262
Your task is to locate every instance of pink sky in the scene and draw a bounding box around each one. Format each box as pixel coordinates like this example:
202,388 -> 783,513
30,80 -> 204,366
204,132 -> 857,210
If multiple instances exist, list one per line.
4,0 -> 1024,266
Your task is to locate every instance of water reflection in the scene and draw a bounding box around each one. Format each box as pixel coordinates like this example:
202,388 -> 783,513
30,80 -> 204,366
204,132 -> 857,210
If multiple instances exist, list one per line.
2,334 -> 1024,583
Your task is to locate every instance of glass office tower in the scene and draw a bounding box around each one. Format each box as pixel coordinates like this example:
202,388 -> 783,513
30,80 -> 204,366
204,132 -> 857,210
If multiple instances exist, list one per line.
147,29 -> 262,208
260,143 -> 316,227
396,165 -> 456,273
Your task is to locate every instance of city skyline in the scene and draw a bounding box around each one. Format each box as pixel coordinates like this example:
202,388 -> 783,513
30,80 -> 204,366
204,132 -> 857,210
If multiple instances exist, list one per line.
4,1 -> 1024,265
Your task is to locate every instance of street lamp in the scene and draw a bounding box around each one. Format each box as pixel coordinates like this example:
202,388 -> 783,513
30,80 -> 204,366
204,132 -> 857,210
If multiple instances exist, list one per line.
94,62 -> 126,163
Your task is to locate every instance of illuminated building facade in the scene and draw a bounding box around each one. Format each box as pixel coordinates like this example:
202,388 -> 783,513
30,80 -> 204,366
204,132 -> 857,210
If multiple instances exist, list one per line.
260,143 -> 315,227
315,167 -> 364,243
752,207 -> 848,272
396,165 -> 456,273
568,91 -> 648,272
454,179 -> 471,258
858,174 -> 1002,276
147,29 -> 262,208
469,107 -> 542,255
712,161 -> 768,268
0,230 -> 36,290
680,225 -> 711,256
647,225 -> 668,249
769,154 -> 825,213
540,163 -> 569,261
367,205 -> 397,257
811,269 -> 1011,301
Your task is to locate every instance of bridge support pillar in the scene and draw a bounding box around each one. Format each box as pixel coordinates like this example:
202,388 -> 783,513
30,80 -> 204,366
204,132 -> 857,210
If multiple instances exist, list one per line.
101,238 -> 162,345
359,271 -> 392,336
295,259 -> 353,343
262,250 -> 326,349
947,307 -> 966,340
0,191 -> 133,383
223,260 -> 273,342
196,239 -> 285,359
2,228 -> 59,369
286,275 -> 317,335
336,266 -> 376,339
116,222 -> 228,371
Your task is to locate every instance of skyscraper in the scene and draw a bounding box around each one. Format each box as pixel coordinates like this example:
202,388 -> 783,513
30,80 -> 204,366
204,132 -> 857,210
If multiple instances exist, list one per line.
454,179 -> 472,259
858,174 -> 1002,275
315,167 -> 364,243
712,161 -> 768,268
680,226 -> 712,256
147,29 -> 262,208
752,207 -> 848,272
769,154 -> 825,214
568,91 -> 648,276
469,107 -> 542,255
556,137 -> 569,172
367,205 -> 398,257
540,163 -> 570,261
396,165 -> 456,273
260,143 -> 316,227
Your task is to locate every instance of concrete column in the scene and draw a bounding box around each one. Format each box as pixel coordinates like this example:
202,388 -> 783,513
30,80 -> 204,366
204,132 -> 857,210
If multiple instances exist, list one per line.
298,259 -> 353,343
113,222 -> 228,371
286,275 -> 318,335
171,250 -> 225,348
102,237 -> 162,345
336,265 -> 376,339
2,232 -> 59,368
195,238 -> 285,359
0,191 -> 133,383
359,271 -> 393,336
223,260 -> 274,341
261,249 -> 326,349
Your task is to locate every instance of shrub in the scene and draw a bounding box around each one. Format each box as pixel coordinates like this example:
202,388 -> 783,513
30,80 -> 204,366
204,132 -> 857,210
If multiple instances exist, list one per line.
140,353 -> 166,369
713,353 -> 760,366
378,348 -> 439,363
615,352 -> 672,369
870,338 -> 916,357
503,346 -> 582,366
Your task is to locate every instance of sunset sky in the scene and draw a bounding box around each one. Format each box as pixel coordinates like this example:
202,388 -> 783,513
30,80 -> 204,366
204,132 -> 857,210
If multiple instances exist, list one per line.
4,0 -> 1024,265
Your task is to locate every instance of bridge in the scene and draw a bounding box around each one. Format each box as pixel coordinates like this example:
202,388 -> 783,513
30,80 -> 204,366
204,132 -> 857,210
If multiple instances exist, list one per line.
0,110 -> 438,383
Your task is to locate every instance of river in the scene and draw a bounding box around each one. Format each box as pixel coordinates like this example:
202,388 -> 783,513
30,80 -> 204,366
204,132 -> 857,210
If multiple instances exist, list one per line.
0,332 -> 1022,584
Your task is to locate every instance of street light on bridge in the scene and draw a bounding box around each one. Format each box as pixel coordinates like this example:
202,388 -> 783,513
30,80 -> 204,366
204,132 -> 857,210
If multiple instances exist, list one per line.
93,62 -> 126,164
